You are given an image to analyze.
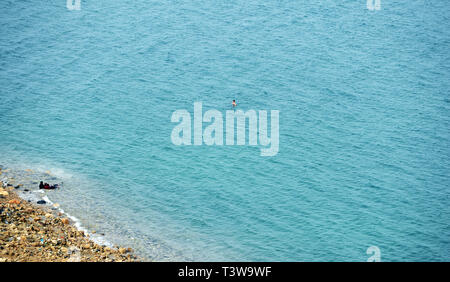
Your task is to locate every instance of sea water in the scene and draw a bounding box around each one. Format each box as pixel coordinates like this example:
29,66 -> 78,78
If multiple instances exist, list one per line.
0,1 -> 449,261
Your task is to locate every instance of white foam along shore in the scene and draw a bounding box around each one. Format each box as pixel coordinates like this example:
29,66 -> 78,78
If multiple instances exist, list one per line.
1,188 -> 138,261
0,165 -> 113,248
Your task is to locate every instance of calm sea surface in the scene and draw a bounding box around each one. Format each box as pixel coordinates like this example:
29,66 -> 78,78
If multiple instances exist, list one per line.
0,1 -> 449,261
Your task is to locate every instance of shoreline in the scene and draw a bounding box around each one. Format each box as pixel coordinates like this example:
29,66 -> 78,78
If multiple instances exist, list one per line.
0,179 -> 140,262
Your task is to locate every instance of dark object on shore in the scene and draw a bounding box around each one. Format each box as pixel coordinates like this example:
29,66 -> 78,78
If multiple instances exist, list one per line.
39,181 -> 58,190
37,200 -> 46,205
24,189 -> 29,192
14,185 -> 20,189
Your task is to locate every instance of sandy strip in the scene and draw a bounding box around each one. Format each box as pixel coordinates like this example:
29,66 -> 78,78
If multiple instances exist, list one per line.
0,185 -> 140,262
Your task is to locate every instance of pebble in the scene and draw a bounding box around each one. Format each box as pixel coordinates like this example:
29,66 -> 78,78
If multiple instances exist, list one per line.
0,188 -> 139,262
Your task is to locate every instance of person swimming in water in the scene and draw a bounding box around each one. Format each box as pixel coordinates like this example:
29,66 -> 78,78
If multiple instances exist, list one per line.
232,99 -> 237,108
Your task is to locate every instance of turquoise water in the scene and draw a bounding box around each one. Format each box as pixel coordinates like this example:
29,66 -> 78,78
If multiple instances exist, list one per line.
1,1 -> 449,261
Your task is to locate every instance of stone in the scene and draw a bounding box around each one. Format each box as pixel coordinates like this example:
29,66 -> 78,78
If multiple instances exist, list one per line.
36,200 -> 46,205
0,186 -> 139,262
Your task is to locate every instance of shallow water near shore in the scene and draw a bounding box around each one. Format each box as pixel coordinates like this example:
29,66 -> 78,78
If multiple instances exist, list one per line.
1,1 -> 450,261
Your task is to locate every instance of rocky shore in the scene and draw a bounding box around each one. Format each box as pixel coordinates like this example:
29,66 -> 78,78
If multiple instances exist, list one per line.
0,186 -> 140,262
